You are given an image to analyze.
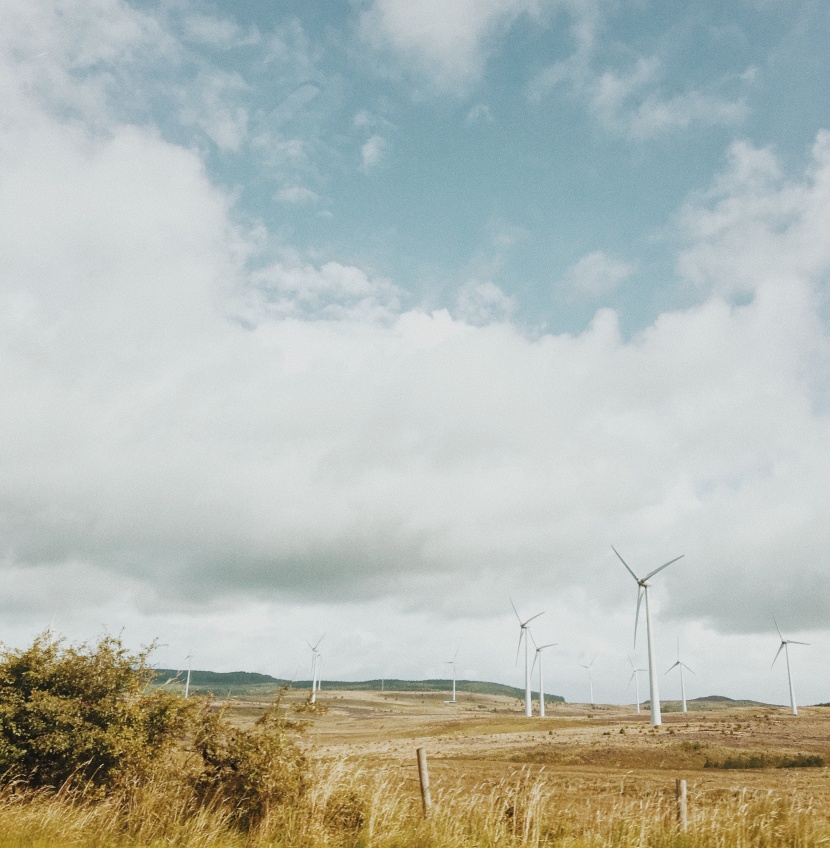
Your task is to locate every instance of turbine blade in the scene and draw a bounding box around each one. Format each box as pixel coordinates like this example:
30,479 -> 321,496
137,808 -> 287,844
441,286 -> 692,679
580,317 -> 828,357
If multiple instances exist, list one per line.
612,545 -> 640,582
773,615 -> 783,641
634,586 -> 644,648
772,642 -> 785,668
644,555 -> 684,582
510,598 -> 522,623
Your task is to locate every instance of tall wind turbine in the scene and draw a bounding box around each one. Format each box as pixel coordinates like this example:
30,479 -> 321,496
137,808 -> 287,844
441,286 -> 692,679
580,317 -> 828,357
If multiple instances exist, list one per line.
772,617 -> 808,716
531,636 -> 557,717
612,546 -> 684,726
580,657 -> 597,708
628,656 -> 647,714
665,638 -> 695,713
307,636 -> 324,704
512,600 -> 544,717
444,649 -> 459,704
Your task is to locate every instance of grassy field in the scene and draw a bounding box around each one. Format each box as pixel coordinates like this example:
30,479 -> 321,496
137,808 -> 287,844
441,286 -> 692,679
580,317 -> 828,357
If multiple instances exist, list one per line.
2,688 -> 829,847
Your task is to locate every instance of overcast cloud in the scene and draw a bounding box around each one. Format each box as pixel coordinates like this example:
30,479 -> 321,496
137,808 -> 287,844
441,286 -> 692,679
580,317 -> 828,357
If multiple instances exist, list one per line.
1,0 -> 828,706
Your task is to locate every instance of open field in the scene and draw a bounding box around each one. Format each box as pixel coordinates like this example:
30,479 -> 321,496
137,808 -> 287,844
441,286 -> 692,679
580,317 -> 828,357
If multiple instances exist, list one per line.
263,688 -> 830,792
3,687 -> 830,847
185,687 -> 830,845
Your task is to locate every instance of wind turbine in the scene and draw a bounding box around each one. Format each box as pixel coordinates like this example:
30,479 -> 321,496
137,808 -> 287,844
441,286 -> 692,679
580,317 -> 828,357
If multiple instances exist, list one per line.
444,649 -> 459,704
580,657 -> 597,708
530,636 -> 557,717
665,638 -> 695,713
772,617 -> 808,716
511,600 -> 544,717
628,656 -> 647,714
307,636 -> 324,704
184,654 -> 193,699
612,546 -> 684,726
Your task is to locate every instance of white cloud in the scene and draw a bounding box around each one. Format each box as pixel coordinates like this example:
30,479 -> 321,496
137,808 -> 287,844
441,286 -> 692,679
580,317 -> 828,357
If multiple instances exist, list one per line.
178,70 -> 250,151
276,186 -> 319,204
465,103 -> 494,124
243,254 -> 402,321
527,18 -> 748,138
360,133 -> 388,170
359,0 -> 552,90
181,13 -> 260,48
561,251 -> 635,299
677,133 -> 830,296
456,280 -> 516,323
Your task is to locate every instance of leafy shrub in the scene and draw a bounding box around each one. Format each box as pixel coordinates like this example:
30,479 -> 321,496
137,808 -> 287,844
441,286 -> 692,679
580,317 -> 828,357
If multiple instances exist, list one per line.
0,632 -> 191,790
191,695 -> 308,828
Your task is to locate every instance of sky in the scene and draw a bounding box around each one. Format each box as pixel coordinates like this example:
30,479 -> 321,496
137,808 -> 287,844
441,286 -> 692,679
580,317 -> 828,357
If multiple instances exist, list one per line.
1,0 -> 829,707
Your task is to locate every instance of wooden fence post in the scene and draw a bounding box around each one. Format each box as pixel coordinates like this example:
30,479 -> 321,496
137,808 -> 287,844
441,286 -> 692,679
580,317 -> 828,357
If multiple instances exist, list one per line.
417,747 -> 432,817
676,778 -> 688,832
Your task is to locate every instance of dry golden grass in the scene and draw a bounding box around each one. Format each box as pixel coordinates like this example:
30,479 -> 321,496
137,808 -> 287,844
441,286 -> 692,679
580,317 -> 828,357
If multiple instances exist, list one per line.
1,690 -> 829,847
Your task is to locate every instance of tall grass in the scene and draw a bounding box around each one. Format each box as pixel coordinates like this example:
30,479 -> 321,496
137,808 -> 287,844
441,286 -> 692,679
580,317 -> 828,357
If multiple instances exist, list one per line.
0,760 -> 827,848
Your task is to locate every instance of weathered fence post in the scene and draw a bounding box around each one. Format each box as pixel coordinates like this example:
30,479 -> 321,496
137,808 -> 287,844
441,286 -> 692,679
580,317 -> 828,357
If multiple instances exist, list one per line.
417,747 -> 432,817
676,778 -> 688,832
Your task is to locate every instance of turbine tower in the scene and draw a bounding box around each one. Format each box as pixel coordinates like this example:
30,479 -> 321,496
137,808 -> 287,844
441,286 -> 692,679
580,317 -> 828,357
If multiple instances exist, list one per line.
628,656 -> 647,714
444,649 -> 459,704
307,636 -> 324,704
531,636 -> 557,717
665,638 -> 695,713
612,546 -> 684,726
772,617 -> 808,716
580,657 -> 597,708
511,600 -> 544,717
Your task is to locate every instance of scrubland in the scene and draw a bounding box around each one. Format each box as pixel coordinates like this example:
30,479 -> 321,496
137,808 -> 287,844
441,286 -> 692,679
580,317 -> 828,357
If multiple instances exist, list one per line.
2,673 -> 829,848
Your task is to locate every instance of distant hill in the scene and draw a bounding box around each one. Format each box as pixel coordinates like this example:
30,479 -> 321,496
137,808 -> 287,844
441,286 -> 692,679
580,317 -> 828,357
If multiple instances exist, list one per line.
690,695 -> 768,706
152,670 -> 564,701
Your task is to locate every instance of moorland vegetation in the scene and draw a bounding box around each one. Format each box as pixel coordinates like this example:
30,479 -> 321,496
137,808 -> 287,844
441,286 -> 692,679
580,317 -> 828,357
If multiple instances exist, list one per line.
0,633 -> 828,847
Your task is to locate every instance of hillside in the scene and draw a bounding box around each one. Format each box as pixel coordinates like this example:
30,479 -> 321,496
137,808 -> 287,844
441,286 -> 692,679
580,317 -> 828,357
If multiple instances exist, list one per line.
152,669 -> 564,701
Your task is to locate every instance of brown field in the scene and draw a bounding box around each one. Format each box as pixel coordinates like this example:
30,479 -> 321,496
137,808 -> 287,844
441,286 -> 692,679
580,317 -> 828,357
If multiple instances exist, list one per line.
201,688 -> 830,845
3,688 -> 829,847
275,688 -> 830,793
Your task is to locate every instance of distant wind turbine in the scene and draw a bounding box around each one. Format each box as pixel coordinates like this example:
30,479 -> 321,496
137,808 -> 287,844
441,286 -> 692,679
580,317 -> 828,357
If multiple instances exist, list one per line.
628,656 -> 647,714
580,657 -> 597,708
307,636 -> 324,704
511,600 -> 544,717
184,654 -> 193,699
444,649 -> 459,704
530,635 -> 557,717
665,638 -> 695,713
612,546 -> 684,726
772,617 -> 808,716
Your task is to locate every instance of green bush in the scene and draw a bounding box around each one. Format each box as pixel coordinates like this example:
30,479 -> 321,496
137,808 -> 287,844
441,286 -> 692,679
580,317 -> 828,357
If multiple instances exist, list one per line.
191,695 -> 308,828
0,632 -> 191,790
0,633 -> 312,831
